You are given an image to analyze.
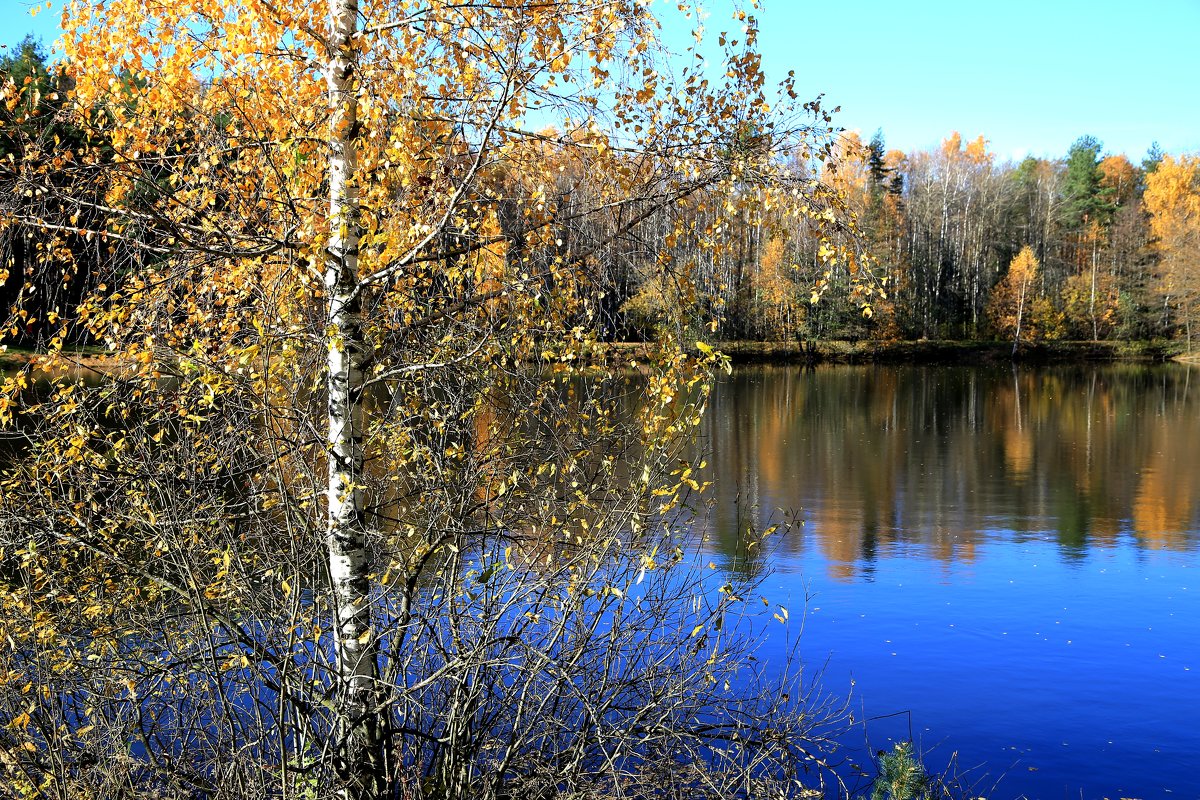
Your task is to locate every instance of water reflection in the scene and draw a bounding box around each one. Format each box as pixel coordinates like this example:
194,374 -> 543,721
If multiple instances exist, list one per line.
700,365 -> 1200,579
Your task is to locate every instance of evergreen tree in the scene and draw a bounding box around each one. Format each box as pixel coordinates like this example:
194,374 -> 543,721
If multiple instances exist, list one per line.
867,128 -> 890,195
1141,141 -> 1164,182
1061,135 -> 1111,230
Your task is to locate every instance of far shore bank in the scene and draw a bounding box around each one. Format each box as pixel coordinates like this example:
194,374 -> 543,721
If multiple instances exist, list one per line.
2,339 -> 1193,374
600,338 -> 1190,365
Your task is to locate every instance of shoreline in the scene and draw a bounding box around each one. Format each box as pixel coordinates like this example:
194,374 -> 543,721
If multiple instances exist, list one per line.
600,339 -> 1188,365
2,339 -> 1191,374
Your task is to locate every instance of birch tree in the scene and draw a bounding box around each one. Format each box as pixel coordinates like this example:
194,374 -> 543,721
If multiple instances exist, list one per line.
987,245 -> 1040,353
0,1 -> 853,798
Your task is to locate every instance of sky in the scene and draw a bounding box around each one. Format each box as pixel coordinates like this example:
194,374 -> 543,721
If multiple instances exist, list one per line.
730,0 -> 1200,163
3,0 -> 1198,164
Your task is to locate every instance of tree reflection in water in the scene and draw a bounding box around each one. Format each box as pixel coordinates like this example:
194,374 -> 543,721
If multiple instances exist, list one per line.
698,364 -> 1200,580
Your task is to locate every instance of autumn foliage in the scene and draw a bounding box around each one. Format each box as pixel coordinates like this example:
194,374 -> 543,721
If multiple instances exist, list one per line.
987,245 -> 1039,347
1144,154 -> 1200,347
0,2 -> 859,799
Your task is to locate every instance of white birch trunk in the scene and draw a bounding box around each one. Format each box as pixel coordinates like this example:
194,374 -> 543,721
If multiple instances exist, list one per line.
1013,275 -> 1027,357
1090,237 -> 1099,340
325,0 -> 384,794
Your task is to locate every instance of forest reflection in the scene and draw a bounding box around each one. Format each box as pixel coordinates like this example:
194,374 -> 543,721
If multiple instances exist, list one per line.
699,364 -> 1200,580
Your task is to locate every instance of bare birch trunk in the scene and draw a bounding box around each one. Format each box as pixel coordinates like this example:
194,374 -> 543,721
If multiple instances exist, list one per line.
1013,275 -> 1027,357
1090,237 -> 1098,340
326,0 -> 385,794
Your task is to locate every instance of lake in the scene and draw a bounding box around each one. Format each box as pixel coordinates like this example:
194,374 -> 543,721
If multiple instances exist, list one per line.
698,364 -> 1200,799
3,359 -> 1196,797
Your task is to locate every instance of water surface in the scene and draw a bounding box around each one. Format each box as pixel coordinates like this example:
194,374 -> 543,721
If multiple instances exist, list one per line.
4,360 -> 1196,797
699,364 -> 1200,799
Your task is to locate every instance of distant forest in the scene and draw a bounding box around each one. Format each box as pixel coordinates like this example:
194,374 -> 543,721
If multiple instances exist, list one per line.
622,127 -> 1197,348
4,35 -> 1198,349
740,129 -> 1198,347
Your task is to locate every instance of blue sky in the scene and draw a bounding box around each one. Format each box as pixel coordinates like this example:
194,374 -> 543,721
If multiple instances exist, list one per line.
715,0 -> 1200,162
2,1 -> 63,62
4,0 -> 1198,163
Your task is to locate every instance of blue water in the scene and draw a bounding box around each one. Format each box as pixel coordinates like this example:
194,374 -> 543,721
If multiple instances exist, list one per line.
699,365 -> 1200,799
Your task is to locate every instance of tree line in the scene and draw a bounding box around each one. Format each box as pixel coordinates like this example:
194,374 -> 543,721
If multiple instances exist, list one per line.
2,34 -> 868,354
22,33 -> 1200,356
642,129 -> 1199,348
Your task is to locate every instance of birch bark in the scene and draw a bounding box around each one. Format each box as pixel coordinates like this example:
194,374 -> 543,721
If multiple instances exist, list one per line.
325,0 -> 384,794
